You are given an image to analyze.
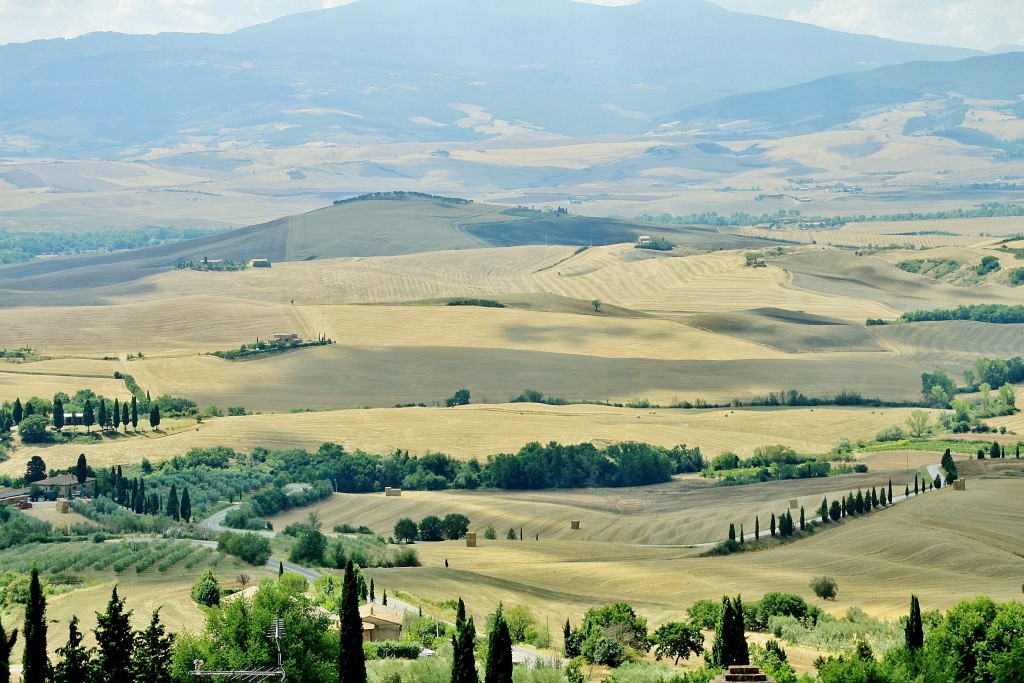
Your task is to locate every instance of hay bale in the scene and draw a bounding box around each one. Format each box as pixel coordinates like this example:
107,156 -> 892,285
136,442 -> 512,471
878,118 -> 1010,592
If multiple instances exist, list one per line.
56,499 -> 70,514
953,480 -> 966,491
465,532 -> 477,547
384,487 -> 402,497
570,520 -> 581,530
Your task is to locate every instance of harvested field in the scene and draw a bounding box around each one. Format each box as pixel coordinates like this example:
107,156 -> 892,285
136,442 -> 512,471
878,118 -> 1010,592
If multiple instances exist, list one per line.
686,308 -> 885,353
0,403 -> 931,476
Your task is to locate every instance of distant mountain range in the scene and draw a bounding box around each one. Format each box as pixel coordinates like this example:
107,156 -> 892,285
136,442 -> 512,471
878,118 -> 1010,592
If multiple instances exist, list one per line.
659,51 -> 1024,144
0,0 -> 978,158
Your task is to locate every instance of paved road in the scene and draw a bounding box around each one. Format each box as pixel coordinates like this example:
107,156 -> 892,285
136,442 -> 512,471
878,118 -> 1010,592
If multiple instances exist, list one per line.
198,504 -> 276,539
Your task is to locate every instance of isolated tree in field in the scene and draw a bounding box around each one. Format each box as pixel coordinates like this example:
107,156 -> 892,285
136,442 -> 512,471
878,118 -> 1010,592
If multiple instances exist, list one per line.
52,397 -> 64,431
94,587 -> 133,682
165,484 -> 179,521
506,528 -> 517,540
708,595 -> 748,668
0,619 -> 17,683
829,500 -> 841,522
394,517 -> 418,544
131,609 -> 174,683
941,448 -> 958,483
149,405 -> 160,430
652,621 -> 703,665
905,409 -> 930,438
24,456 -> 47,483
112,398 -> 120,431
442,513 -> 471,540
592,299 -> 601,312
97,400 -> 107,431
22,565 -> 47,683
906,594 -> 924,651
82,399 -> 94,432
888,478 -> 893,503
12,398 -> 22,425
810,576 -> 838,600
179,487 -> 191,523
485,604 -> 512,683
191,570 -> 221,608
446,389 -> 471,407
338,560 -> 366,683
130,396 -> 138,430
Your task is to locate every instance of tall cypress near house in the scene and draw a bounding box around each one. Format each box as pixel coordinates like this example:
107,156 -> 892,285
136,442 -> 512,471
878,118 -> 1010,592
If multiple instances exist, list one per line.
485,604 -> 512,683
338,560 -> 366,683
22,565 -> 47,683
94,587 -> 133,682
53,398 -> 64,432
179,487 -> 191,523
82,399 -> 94,432
75,454 -> 87,485
52,615 -> 91,683
113,398 -> 120,431
0,619 -> 17,683
905,594 -> 924,652
130,396 -> 138,430
97,401 -> 107,431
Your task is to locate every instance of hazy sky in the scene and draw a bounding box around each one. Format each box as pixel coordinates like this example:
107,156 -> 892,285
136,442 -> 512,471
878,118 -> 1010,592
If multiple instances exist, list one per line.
1,0 -> 1021,50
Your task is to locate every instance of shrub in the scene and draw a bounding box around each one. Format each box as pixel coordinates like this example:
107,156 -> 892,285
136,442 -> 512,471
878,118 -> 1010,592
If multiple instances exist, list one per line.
875,424 -> 904,442
484,526 -> 497,540
191,569 -> 221,607
217,531 -> 272,565
368,641 -> 422,659
810,576 -> 838,600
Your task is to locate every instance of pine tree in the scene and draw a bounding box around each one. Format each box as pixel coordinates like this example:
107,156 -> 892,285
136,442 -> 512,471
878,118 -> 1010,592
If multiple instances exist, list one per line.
179,487 -> 191,523
451,598 -> 478,683
52,615 -> 92,683
338,560 -> 366,683
485,604 -> 513,683
165,484 -> 179,521
22,565 -> 47,683
82,399 -> 94,432
0,618 -> 17,683
53,398 -> 65,432
12,398 -> 22,425
131,610 -> 174,683
905,595 -> 924,651
149,405 -> 160,430
94,587 -> 134,682
112,398 -> 120,431
130,396 -> 138,430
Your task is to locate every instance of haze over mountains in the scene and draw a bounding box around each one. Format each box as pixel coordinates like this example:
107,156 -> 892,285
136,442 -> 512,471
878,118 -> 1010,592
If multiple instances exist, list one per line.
0,0 -> 980,157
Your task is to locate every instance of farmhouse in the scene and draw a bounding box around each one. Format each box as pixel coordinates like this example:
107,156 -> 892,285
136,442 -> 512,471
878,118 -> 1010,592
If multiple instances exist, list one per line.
272,333 -> 300,343
250,259 -> 272,268
34,473 -> 94,498
636,235 -> 652,246
359,604 -> 404,641
62,412 -> 85,426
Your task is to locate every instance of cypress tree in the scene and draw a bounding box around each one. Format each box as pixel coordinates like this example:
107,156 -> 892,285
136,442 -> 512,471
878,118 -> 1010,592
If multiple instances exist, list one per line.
112,398 -> 120,431
338,561 -> 366,683
135,479 -> 145,514
770,513 -> 776,537
130,396 -> 138,430
22,565 -> 47,683
990,441 -> 1001,459
451,598 -> 478,683
12,398 -> 22,425
130,479 -> 138,510
75,453 -> 87,485
905,485 -> 910,498
485,604 -> 513,683
23,402 -> 33,418
855,490 -> 864,514
131,610 -> 174,683
82,399 -> 94,432
739,524 -> 744,545
799,506 -> 805,531
94,587 -> 133,682
53,398 -> 64,431
165,484 -> 179,521
278,561 -> 283,578
121,402 -> 129,432
709,595 -> 748,668
179,487 -> 191,523
905,595 -> 924,651
820,498 -> 828,523
382,590 -> 387,606
0,619 -> 17,683
97,400 -> 107,431
52,615 -> 91,683
728,523 -> 736,543
914,474 -> 919,495
888,478 -> 893,503
149,405 -> 160,430
369,578 -> 375,603
754,516 -> 760,540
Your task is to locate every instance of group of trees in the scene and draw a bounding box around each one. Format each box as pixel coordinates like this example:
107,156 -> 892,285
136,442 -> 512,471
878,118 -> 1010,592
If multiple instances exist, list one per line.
900,304 -> 1024,325
393,513 -> 470,544
0,566 -> 173,683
